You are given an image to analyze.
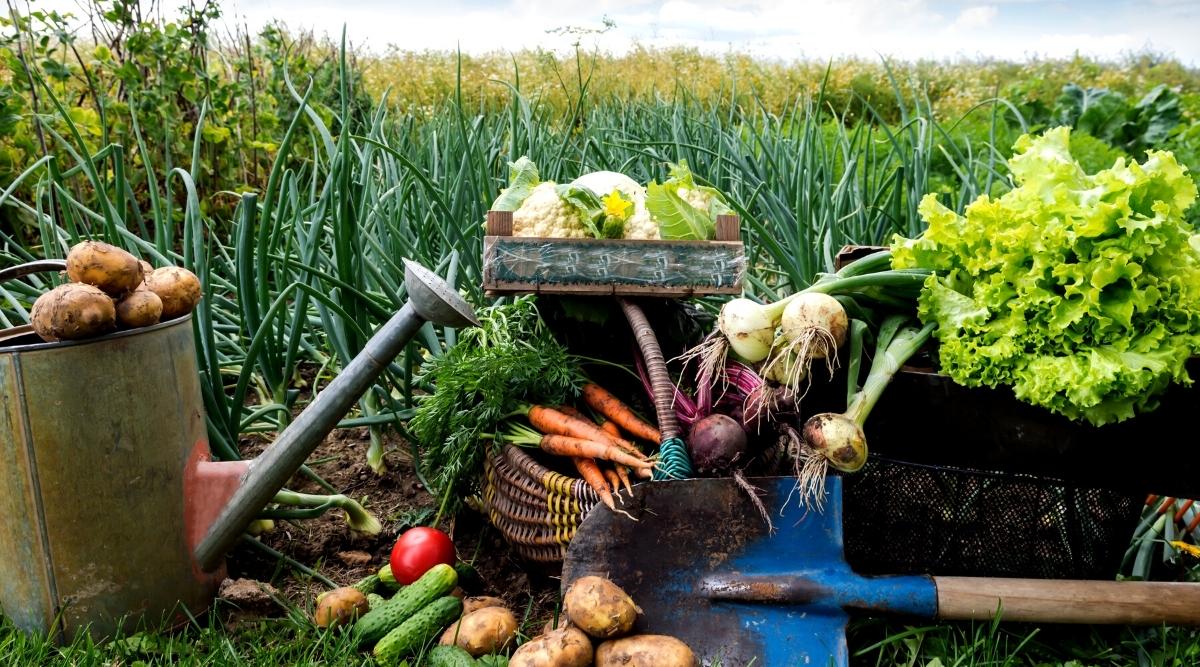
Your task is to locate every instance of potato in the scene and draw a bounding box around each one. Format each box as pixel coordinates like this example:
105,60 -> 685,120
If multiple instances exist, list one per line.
564,576 -> 641,639
463,596 -> 508,615
145,266 -> 202,319
542,613 -> 571,636
595,635 -> 697,667
138,259 -> 154,279
115,286 -> 163,329
30,283 -> 116,342
510,627 -> 592,667
440,606 -> 518,657
313,587 -> 369,629
66,240 -> 143,297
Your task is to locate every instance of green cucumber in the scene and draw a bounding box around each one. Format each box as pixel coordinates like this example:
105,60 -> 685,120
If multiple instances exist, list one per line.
378,563 -> 400,589
426,645 -> 478,667
373,596 -> 463,666
352,573 -> 381,595
353,563 -> 457,647
366,592 -> 387,609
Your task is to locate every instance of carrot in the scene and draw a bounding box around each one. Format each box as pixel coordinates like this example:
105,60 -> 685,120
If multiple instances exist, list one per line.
602,467 -> 622,494
574,457 -> 616,511
537,434 -> 654,469
600,420 -> 621,438
582,383 -> 662,443
527,405 -> 648,461
633,466 -> 652,480
556,405 -> 589,421
598,423 -> 632,493
614,465 -> 633,495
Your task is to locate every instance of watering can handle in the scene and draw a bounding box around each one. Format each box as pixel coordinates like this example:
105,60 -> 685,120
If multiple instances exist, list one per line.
0,260 -> 67,284
0,261 -> 68,341
935,576 -> 1200,626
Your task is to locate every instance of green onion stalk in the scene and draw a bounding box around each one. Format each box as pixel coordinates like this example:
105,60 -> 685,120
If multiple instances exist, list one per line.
259,489 -> 383,535
793,314 -> 936,508
364,389 -> 387,474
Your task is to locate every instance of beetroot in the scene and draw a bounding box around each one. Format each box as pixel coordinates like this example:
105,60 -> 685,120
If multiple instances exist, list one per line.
687,414 -> 748,476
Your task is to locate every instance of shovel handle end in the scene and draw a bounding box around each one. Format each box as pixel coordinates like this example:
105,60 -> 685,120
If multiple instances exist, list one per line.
935,576 -> 1200,626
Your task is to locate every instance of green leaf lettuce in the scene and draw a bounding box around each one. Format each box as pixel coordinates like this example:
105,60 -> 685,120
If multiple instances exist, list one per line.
891,126 -> 1200,426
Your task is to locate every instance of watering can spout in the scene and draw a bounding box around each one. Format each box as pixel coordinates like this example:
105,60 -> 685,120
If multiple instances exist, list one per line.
193,260 -> 477,572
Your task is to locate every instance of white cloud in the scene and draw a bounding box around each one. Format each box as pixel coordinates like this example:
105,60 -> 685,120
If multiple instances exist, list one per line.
24,0 -> 1200,64
950,5 -> 999,31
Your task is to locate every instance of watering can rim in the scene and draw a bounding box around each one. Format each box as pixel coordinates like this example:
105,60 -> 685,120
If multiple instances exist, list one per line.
0,313 -> 193,353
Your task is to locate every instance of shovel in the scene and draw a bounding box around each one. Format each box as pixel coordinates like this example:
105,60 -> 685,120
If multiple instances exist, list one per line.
562,476 -> 1200,666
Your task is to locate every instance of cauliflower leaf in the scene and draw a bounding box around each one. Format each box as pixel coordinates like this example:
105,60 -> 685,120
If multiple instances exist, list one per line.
490,155 -> 540,212
646,159 -> 732,240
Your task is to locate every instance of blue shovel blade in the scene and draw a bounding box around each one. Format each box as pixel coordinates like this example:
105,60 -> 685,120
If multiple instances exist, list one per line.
562,476 -> 936,666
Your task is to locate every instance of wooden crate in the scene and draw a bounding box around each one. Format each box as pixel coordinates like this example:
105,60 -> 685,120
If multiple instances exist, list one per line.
482,210 -> 745,297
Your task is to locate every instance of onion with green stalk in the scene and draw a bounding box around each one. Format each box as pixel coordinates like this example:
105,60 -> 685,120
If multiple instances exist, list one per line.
680,250 -> 928,392
793,314 -> 936,508
760,292 -> 848,393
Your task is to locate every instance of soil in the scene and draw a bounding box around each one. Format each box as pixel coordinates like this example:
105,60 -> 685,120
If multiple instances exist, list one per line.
224,424 -> 562,629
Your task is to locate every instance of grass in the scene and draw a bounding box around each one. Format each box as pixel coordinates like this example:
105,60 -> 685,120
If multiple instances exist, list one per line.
0,608 -> 369,665
3,608 -> 1199,666
850,617 -> 1200,666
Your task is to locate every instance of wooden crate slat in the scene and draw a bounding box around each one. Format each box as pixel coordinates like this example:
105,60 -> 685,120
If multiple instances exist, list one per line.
483,236 -> 744,297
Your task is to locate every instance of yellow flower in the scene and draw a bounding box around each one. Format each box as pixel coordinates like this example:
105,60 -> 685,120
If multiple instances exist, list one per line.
1170,541 -> 1200,558
602,189 -> 632,220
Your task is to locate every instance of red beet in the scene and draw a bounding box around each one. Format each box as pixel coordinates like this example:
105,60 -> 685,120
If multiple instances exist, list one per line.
687,413 -> 749,476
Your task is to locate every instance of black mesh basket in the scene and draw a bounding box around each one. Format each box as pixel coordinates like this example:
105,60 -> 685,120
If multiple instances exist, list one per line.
841,459 -> 1143,579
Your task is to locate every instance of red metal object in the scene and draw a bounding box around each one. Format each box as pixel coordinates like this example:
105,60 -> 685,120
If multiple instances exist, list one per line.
182,441 -> 251,581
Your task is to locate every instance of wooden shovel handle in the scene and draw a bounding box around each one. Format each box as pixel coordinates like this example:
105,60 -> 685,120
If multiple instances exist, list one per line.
935,576 -> 1200,626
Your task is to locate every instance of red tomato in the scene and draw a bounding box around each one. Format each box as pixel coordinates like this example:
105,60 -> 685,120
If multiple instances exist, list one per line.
389,527 -> 455,585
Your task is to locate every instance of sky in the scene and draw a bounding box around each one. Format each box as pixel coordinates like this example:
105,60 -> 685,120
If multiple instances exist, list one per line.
35,0 -> 1200,64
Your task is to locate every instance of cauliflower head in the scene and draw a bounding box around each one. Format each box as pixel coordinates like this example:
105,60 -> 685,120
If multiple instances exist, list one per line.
512,182 -> 591,238
622,192 -> 659,240
676,186 -> 713,212
572,171 -> 660,240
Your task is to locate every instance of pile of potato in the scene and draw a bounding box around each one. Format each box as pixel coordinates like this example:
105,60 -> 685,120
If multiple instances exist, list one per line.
30,240 -> 201,342
511,576 -> 696,667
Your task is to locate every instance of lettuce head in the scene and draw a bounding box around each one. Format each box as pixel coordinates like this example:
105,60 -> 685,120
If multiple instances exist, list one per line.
891,126 -> 1200,426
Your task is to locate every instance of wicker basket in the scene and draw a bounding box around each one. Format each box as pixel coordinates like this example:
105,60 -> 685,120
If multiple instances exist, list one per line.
481,298 -> 686,564
482,444 -> 600,563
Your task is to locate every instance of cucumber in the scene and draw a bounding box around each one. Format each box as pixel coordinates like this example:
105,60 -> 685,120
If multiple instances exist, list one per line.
352,573 -> 381,595
378,563 -> 400,589
373,596 -> 463,666
426,645 -> 478,667
366,592 -> 387,609
353,563 -> 457,647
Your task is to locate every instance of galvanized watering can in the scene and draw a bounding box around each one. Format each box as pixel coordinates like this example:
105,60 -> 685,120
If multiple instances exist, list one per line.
0,259 -> 478,641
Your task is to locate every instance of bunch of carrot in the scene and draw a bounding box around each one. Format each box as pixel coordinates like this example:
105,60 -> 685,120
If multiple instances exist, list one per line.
500,383 -> 662,515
